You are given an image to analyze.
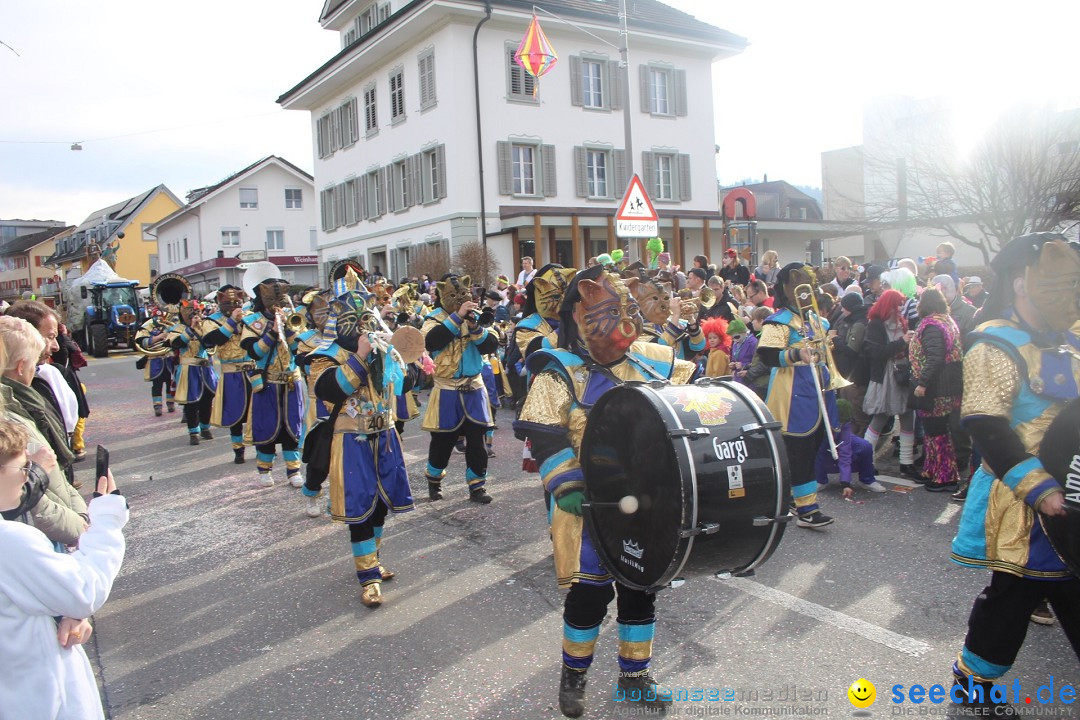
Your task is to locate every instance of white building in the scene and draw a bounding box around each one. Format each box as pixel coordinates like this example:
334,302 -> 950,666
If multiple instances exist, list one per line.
278,0 -> 746,282
149,156 -> 319,296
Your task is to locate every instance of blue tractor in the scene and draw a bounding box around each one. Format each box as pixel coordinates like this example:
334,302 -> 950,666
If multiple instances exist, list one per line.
77,281 -> 145,357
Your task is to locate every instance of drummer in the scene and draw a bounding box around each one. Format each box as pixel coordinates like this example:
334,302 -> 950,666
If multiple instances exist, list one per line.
514,265 -> 696,718
948,233 -> 1080,712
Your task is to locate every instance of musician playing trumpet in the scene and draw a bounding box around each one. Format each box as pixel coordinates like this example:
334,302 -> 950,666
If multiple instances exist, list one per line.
134,308 -> 177,416
200,285 -> 253,464
757,262 -> 840,530
238,262 -> 305,488
630,275 -> 706,361
166,299 -> 218,446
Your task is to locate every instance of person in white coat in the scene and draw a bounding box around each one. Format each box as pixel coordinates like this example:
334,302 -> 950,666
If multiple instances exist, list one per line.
0,419 -> 128,720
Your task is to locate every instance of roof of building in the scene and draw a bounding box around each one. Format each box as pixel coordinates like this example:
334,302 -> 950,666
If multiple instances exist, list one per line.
721,180 -> 823,220
0,225 -> 73,255
284,0 -> 746,105
47,184 -> 181,264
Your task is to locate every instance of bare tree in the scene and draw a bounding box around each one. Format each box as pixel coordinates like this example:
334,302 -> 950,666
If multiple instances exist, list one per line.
858,104 -> 1080,263
452,241 -> 499,289
412,243 -> 451,280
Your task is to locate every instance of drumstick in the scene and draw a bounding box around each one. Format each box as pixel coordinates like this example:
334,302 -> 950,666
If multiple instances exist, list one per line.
582,496 -> 639,514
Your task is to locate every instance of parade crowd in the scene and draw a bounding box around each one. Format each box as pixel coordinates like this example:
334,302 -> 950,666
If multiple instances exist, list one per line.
0,234 -> 1077,719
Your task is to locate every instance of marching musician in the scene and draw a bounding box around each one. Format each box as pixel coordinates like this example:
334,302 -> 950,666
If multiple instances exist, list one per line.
756,262 -> 839,530
307,268 -> 414,607
238,262 -> 305,488
167,299 -> 218,446
513,265 -> 696,718
420,274 -> 498,504
630,273 -> 706,361
200,285 -> 253,464
134,308 -> 178,417
949,233 -> 1080,712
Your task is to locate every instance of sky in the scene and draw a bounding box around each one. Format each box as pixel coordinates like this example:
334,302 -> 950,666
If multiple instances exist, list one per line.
2,0 -> 1078,227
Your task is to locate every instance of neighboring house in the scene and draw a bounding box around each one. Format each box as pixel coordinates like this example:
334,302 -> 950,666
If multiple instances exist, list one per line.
718,179 -> 851,268
0,219 -> 66,244
45,185 -> 183,286
148,156 -> 319,297
0,225 -> 73,306
278,0 -> 747,281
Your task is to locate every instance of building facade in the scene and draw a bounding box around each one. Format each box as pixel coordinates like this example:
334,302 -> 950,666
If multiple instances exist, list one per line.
149,156 -> 319,296
0,225 -> 73,305
279,0 -> 746,281
45,186 -> 184,286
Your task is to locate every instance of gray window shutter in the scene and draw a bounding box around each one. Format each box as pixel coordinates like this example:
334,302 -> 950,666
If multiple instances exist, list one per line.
360,177 -> 369,220
642,151 -> 656,196
569,55 -> 583,107
436,144 -> 447,199
497,141 -> 512,195
678,154 -> 692,201
542,144 -> 557,197
639,64 -> 650,112
613,149 -> 627,198
608,61 -> 622,111
674,69 -> 688,116
410,153 -> 424,203
378,167 -> 388,215
574,146 -> 587,198
387,165 -> 399,212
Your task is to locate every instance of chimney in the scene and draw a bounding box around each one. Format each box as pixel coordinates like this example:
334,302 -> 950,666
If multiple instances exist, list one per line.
763,173 -> 768,183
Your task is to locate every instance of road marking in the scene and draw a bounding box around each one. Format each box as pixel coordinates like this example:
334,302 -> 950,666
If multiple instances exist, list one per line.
716,576 -> 932,657
877,474 -> 920,488
933,503 -> 961,525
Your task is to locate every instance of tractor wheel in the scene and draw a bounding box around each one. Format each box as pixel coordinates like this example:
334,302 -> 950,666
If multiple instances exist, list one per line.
90,324 -> 109,358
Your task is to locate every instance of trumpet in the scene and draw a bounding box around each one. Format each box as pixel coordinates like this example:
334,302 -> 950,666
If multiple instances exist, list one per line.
793,283 -> 851,460
676,286 -> 717,315
360,305 -> 425,365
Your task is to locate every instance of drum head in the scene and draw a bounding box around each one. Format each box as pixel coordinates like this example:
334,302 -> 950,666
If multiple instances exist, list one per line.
582,385 -> 690,591
1038,398 -> 1080,577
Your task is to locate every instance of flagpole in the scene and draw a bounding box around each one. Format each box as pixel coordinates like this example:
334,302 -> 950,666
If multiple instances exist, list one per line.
618,0 -> 637,261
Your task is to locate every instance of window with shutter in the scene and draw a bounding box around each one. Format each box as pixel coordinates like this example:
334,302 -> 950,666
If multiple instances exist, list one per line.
389,68 -> 405,123
586,149 -> 609,198
364,83 -> 378,136
677,153 -> 692,201
541,144 -> 556,197
511,144 -> 536,195
239,188 -> 258,209
344,179 -> 358,225
507,45 -> 537,102
418,49 -> 437,110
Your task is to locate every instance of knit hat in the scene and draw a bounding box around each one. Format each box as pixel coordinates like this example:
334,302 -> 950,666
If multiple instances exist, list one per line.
841,292 -> 864,312
727,317 -> 747,335
657,252 -> 671,264
864,264 -> 886,282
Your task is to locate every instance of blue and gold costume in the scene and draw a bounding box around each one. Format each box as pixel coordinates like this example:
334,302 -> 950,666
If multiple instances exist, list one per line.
641,319 -> 705,361
168,318 -> 218,442
201,311 -> 253,459
134,315 -> 177,415
420,287 -> 499,501
239,310 -> 305,485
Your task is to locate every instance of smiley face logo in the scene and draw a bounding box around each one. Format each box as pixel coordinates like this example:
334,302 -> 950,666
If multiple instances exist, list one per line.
848,678 -> 876,709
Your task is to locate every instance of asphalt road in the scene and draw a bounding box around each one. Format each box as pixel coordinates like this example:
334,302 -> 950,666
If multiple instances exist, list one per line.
72,352 -> 1077,720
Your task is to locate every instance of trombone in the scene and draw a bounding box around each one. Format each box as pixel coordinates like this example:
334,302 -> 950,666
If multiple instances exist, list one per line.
793,283 -> 851,460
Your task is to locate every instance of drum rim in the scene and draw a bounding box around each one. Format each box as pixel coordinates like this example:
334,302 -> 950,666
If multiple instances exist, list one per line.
718,379 -> 788,574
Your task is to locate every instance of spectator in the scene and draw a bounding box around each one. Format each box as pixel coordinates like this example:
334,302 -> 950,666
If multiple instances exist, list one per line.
932,274 -> 977,343
484,291 -> 510,323
719,248 -> 751,286
692,255 -> 709,273
832,292 -> 872,436
0,419 -> 128,720
494,275 -> 512,305
961,276 -> 988,309
824,256 -> 857,295
700,317 -> 731,377
686,267 -> 707,295
745,279 -> 773,310
516,256 -> 536,286
815,398 -> 887,496
700,275 -> 737,321
861,264 -> 886,306
753,250 -> 780,288
931,241 -> 959,283
742,307 -> 774,398
908,287 -> 967,493
883,267 -> 920,329
861,289 -> 918,477
727,317 -> 757,386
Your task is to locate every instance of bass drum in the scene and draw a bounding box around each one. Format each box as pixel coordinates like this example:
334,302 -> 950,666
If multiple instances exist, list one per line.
581,378 -> 791,593
1037,397 -> 1080,578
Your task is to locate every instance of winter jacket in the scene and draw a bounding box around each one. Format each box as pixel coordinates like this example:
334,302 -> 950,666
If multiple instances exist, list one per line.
719,264 -> 751,287
861,320 -> 908,385
0,494 -> 128,720
832,306 -> 869,385
948,295 -> 978,344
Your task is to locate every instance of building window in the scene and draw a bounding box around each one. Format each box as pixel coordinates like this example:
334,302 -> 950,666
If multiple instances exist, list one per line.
239,188 -> 258,209
317,114 -> 334,158
320,187 -> 338,231
339,98 -> 359,147
222,230 -> 240,247
640,64 -> 687,117
497,141 -> 555,197
389,68 -> 405,123
359,1 -> 390,35
266,230 -> 284,251
389,160 -> 410,211
642,151 -> 692,202
285,188 -> 303,209
364,169 -> 385,219
586,149 -> 608,198
583,60 -> 603,108
364,83 -> 378,135
418,49 -> 436,110
507,45 -> 537,102
419,144 -> 447,204
343,178 -> 358,225
182,237 -> 189,260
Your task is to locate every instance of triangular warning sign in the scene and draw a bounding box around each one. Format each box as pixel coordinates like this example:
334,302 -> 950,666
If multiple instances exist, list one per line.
616,174 -> 659,222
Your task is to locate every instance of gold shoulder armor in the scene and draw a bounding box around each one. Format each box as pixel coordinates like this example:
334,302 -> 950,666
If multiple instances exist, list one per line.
518,370 -> 573,427
962,342 -> 1020,420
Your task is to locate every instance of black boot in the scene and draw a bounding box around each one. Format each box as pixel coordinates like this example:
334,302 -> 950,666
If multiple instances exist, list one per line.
427,476 -> 443,500
189,434 -> 200,446
469,486 -> 492,504
200,428 -> 213,440
950,664 -> 1016,716
233,448 -> 246,464
558,665 -> 587,718
618,671 -> 672,713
